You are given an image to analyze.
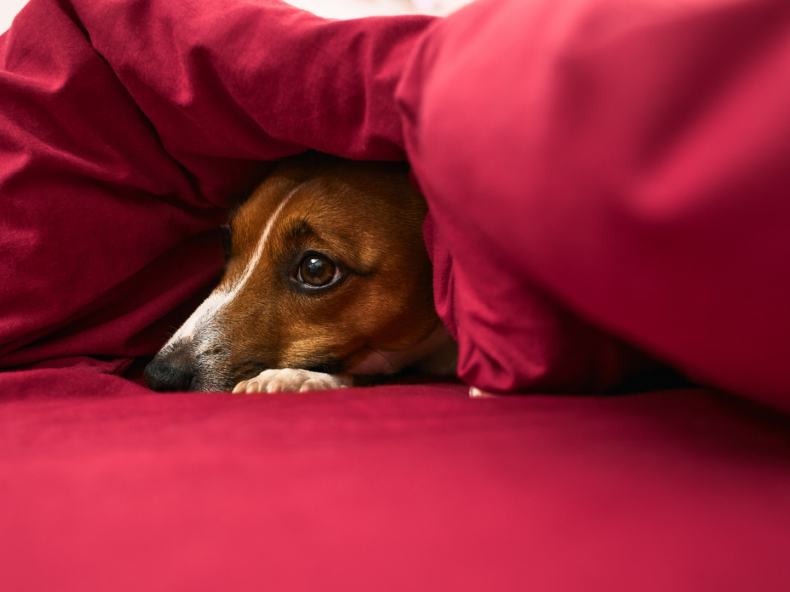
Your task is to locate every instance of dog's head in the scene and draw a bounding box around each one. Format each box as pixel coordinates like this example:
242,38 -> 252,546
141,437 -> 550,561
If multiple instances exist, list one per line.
144,153 -> 440,391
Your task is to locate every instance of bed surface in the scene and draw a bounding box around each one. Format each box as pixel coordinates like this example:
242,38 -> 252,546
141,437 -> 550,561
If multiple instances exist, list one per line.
4,374 -> 790,591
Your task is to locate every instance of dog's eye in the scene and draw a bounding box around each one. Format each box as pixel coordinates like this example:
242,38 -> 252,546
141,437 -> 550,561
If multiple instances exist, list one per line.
220,225 -> 232,260
298,255 -> 337,287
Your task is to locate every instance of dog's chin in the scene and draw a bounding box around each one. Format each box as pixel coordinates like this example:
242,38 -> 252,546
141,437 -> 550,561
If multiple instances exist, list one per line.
187,375 -> 235,393
302,358 -> 346,376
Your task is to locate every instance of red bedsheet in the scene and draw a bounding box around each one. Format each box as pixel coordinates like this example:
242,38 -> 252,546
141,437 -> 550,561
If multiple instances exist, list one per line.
3,377 -> 790,591
2,0 -> 790,589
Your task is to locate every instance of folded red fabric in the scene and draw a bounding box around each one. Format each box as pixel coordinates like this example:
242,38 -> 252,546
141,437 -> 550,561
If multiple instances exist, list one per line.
398,0 -> 790,409
0,0 -> 432,370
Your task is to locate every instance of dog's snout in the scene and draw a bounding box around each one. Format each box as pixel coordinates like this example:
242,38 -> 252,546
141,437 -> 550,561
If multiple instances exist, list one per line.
144,346 -> 196,392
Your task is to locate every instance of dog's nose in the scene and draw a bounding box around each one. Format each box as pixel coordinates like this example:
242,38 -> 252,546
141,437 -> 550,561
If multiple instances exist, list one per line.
144,346 -> 196,392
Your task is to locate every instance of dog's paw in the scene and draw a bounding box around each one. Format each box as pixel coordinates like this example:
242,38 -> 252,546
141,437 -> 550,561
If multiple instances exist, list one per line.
232,369 -> 353,394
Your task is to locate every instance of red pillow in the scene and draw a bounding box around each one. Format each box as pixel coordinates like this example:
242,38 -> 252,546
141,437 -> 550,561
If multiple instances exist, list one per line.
398,0 -> 790,410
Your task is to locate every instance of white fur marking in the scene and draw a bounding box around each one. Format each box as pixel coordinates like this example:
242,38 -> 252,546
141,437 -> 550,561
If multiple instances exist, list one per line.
228,189 -> 296,300
166,189 -> 297,347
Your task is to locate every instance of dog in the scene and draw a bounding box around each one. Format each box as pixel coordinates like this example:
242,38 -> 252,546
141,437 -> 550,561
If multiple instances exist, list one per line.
144,152 -> 457,393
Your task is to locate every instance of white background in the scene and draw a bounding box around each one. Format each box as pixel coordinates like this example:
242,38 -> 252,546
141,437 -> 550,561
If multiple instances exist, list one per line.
1,0 -> 29,33
1,0 -> 473,34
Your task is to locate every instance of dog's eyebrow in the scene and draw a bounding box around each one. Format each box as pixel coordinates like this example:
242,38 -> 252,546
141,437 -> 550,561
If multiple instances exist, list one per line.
290,217 -> 313,240
285,217 -> 375,277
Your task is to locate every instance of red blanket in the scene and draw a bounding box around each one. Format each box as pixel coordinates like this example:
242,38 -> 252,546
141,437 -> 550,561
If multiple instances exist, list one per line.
400,0 -> 790,409
0,0 -> 431,374
2,0 -> 790,589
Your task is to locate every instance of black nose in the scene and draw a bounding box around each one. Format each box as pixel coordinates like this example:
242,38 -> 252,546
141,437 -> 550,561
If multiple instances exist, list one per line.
144,346 -> 196,392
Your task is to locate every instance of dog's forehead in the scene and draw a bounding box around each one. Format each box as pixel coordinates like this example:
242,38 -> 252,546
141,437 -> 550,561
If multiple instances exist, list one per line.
229,176 -> 297,254
231,175 -> 383,270
218,157 -> 426,299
